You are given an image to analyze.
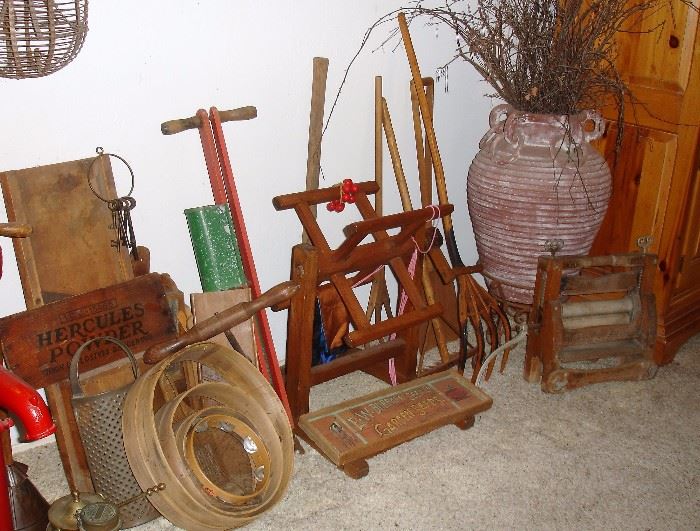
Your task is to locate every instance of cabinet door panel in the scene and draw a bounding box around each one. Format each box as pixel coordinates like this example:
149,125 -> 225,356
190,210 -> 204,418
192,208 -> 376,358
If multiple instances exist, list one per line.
675,165 -> 700,293
591,125 -> 676,254
612,0 -> 699,131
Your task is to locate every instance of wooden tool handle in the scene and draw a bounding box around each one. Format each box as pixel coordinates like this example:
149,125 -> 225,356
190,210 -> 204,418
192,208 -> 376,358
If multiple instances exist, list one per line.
161,106 -> 258,135
0,222 -> 32,238
144,281 -> 298,364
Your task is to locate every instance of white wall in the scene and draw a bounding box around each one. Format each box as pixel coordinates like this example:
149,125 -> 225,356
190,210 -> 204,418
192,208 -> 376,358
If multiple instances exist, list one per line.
1,1 -> 492,445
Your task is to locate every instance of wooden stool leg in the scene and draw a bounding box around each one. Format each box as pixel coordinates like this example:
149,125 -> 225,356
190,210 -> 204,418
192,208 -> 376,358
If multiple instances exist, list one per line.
341,459 -> 370,479
285,245 -> 319,424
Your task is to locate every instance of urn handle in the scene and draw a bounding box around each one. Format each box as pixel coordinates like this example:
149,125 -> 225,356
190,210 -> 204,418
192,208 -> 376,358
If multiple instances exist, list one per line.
580,110 -> 606,142
481,104 -> 521,163
488,104 -> 512,128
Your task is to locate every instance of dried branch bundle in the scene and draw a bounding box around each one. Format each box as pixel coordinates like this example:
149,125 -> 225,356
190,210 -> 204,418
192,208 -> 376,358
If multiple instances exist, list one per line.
406,0 -> 664,116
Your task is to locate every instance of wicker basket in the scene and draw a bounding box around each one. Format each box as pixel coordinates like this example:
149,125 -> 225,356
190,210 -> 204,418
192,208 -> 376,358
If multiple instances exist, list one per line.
0,0 -> 89,79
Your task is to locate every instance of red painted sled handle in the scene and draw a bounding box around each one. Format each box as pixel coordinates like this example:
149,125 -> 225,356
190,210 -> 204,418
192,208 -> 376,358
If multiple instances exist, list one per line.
160,106 -> 257,135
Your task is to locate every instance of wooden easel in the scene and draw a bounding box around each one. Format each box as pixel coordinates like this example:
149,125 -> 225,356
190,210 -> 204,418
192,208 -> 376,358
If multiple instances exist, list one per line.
273,181 -> 493,477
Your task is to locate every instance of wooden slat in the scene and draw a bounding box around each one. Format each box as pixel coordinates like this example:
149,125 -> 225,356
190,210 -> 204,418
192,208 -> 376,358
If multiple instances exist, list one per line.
346,303 -> 443,348
0,157 -> 133,306
562,270 -> 640,295
559,339 -> 645,363
310,340 -> 406,386
190,288 -> 256,365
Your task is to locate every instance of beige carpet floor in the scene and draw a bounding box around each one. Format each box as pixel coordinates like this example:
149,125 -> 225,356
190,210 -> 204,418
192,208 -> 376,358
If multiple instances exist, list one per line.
17,333 -> 700,530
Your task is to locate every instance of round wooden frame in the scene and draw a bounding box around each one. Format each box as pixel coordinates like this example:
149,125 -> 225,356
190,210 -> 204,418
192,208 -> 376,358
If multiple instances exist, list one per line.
122,342 -> 294,530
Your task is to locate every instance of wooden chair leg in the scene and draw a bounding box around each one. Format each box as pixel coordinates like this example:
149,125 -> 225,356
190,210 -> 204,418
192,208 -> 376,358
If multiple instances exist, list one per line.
285,245 -> 319,424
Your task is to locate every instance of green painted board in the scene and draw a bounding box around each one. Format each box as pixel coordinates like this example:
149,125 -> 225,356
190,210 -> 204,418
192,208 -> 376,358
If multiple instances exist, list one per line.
185,204 -> 247,291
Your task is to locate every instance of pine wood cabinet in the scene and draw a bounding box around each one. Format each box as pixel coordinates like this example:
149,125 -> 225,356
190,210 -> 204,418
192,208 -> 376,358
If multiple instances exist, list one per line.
591,0 -> 700,364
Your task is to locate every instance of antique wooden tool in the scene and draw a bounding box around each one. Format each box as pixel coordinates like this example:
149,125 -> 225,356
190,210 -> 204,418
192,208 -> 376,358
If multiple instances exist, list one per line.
379,86 -> 456,374
1,156 -> 169,492
524,248 -> 658,392
273,182 -> 493,478
161,105 -> 290,418
398,12 -> 512,380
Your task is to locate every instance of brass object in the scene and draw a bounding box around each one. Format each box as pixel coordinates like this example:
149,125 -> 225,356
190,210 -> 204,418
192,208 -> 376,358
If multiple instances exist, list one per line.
47,491 -> 104,531
76,502 -> 121,531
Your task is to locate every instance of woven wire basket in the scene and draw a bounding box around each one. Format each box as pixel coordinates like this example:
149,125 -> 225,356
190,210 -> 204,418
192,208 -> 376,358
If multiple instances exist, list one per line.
0,0 -> 89,79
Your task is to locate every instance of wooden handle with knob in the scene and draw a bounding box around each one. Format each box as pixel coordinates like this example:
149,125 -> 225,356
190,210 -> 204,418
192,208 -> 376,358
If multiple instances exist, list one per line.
144,281 -> 298,364
161,106 -> 257,135
0,222 -> 32,238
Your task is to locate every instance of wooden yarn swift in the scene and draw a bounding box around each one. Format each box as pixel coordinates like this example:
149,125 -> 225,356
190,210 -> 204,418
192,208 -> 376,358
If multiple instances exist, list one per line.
273,182 -> 492,477
398,12 -> 512,380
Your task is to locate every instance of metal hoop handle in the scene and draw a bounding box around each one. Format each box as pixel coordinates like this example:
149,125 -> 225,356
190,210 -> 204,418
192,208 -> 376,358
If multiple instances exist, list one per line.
69,336 -> 139,398
87,147 -> 135,201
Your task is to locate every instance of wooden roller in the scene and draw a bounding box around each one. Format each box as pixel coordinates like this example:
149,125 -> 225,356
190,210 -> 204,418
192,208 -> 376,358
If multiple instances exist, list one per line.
561,297 -> 635,329
144,281 -> 298,364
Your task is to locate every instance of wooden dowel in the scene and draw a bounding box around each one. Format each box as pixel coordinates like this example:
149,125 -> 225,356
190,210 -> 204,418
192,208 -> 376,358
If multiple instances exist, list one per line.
273,181 -> 379,210
346,303 -> 443,347
382,97 -> 412,212
374,76 -> 383,216
303,57 -> 329,243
